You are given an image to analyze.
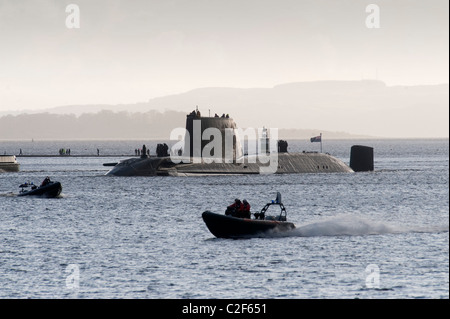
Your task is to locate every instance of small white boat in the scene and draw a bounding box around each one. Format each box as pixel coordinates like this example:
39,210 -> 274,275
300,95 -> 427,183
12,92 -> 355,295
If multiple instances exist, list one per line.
0,155 -> 20,172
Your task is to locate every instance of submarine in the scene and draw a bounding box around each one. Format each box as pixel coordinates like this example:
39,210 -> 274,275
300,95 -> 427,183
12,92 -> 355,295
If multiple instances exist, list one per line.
106,111 -> 372,176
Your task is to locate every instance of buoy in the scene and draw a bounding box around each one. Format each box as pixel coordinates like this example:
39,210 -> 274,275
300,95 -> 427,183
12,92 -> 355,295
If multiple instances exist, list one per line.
350,145 -> 374,172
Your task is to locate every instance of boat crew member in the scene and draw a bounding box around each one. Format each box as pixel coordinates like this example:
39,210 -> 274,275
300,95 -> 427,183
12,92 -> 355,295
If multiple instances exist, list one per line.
240,199 -> 251,218
41,176 -> 51,187
225,199 -> 241,216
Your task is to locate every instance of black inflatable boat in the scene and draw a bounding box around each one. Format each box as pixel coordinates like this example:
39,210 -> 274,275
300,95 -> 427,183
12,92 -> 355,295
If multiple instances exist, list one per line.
18,180 -> 62,198
202,193 -> 295,238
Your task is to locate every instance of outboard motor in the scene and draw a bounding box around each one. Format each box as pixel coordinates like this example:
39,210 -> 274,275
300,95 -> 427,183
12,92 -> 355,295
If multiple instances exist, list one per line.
350,145 -> 374,172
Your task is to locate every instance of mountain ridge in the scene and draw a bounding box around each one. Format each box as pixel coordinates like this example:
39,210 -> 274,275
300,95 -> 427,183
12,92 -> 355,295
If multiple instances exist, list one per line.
1,80 -> 448,138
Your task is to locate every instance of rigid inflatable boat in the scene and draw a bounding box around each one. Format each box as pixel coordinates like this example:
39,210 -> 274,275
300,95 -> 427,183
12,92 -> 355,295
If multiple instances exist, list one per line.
202,193 -> 296,238
18,180 -> 62,198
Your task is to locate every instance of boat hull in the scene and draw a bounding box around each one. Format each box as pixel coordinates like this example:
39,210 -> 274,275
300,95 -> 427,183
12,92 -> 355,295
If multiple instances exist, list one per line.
0,155 -> 20,172
18,182 -> 62,198
202,211 -> 295,238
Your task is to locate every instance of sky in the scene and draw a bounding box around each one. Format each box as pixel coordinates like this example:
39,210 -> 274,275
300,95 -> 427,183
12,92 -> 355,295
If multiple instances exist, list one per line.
0,0 -> 448,113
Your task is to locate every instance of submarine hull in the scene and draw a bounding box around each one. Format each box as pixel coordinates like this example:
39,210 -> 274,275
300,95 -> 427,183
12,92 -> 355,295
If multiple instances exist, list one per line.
106,152 -> 353,176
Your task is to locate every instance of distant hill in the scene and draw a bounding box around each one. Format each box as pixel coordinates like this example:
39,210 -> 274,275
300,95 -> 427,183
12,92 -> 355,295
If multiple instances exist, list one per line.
0,110 -> 187,140
1,80 -> 448,138
0,109 -> 369,140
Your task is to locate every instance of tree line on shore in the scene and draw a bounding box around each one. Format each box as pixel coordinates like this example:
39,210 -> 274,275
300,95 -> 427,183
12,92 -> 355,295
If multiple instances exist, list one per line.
0,110 -> 186,140
0,109 -> 372,140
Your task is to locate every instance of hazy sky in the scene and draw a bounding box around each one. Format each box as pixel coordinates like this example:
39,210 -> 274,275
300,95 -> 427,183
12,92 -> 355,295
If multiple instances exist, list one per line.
0,0 -> 448,111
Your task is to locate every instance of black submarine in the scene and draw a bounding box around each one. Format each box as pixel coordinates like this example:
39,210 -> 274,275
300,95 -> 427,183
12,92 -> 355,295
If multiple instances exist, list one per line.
105,111 -> 373,176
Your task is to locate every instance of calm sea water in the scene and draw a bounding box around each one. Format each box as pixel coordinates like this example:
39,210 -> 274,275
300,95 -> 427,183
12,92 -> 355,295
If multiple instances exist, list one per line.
0,139 -> 448,299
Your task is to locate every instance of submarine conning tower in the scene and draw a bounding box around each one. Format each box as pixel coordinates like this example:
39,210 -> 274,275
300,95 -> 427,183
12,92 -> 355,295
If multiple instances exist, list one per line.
184,111 -> 243,162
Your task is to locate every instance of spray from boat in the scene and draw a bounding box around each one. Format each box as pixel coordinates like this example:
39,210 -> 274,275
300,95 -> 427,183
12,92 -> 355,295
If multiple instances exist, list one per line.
252,214 -> 449,238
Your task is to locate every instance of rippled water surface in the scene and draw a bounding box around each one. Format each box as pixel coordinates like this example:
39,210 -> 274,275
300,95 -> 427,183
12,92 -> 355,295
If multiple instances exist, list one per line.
0,139 -> 448,298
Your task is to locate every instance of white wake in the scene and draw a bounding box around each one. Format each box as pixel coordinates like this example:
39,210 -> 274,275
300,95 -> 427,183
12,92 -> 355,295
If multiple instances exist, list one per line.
287,214 -> 449,237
